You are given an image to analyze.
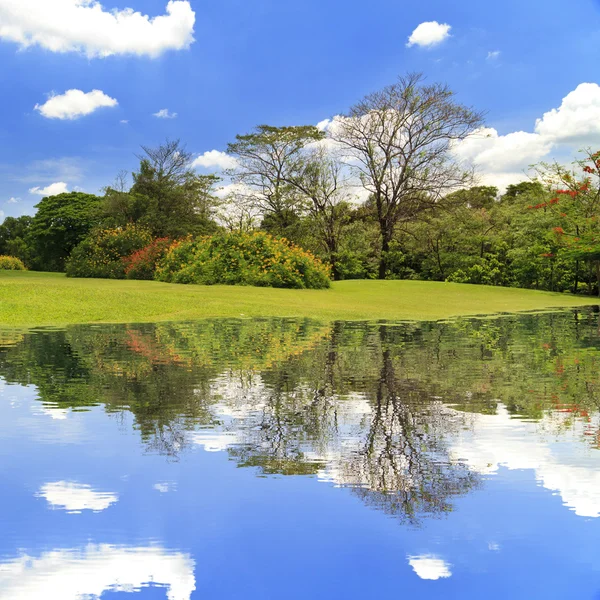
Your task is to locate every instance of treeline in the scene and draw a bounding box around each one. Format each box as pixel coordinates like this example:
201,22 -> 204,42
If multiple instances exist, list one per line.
2,73 -> 600,293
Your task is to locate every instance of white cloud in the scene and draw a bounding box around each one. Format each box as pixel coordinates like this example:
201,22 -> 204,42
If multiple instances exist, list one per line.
7,197 -> 19,203
0,545 -> 196,600
406,21 -> 451,48
487,50 -> 501,60
120,119 -> 129,124
192,150 -> 238,170
36,481 -> 118,513
407,555 -> 452,580
154,108 -> 177,119
0,0 -> 195,58
534,82 -> 600,144
35,89 -> 117,120
29,182 -> 69,196
452,82 -> 600,189
451,127 -> 553,175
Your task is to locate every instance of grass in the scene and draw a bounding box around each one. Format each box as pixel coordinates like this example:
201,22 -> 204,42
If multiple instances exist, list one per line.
0,270 -> 597,328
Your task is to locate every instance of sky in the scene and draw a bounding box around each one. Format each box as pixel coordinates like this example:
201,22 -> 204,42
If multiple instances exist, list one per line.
1,0 -> 600,220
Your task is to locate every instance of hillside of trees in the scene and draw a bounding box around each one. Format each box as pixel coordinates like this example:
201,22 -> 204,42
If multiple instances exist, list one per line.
2,74 -> 600,294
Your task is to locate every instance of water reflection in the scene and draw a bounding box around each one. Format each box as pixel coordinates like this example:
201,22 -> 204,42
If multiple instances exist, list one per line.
2,312 -> 600,597
1,314 -> 600,523
0,545 -> 195,599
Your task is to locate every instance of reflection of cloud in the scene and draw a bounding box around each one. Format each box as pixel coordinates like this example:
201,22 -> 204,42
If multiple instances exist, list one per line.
191,430 -> 241,452
36,481 -> 118,513
0,545 -> 195,600
451,405 -> 600,518
154,481 -> 177,493
33,405 -> 69,420
407,555 -> 452,580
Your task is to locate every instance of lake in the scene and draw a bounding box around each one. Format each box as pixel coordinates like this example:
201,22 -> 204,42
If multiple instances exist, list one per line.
1,310 -> 600,599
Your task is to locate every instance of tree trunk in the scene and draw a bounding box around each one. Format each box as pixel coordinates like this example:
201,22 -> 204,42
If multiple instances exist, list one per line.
596,261 -> 600,298
378,235 -> 390,280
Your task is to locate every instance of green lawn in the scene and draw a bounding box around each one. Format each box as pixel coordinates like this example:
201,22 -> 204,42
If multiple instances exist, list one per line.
0,270 -> 596,327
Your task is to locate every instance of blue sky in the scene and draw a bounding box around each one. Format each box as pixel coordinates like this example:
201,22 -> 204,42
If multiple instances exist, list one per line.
1,0 -> 600,219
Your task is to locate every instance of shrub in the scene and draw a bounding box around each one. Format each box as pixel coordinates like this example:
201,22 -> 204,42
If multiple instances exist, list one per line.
156,231 -> 331,289
123,238 -> 173,280
0,255 -> 26,270
66,225 -> 153,279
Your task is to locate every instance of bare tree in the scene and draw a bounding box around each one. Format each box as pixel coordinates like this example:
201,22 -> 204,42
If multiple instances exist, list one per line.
286,145 -> 354,279
332,73 -> 484,278
226,125 -> 324,229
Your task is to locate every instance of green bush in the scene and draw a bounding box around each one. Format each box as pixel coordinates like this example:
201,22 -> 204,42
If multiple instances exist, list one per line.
0,255 -> 26,270
123,238 -> 173,280
156,231 -> 331,289
66,225 -> 153,279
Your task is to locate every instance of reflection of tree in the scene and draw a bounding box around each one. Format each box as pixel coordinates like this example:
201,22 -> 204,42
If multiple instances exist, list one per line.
1,310 -> 600,519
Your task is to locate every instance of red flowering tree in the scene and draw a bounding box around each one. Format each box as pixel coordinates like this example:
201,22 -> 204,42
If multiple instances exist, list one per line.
532,150 -> 600,295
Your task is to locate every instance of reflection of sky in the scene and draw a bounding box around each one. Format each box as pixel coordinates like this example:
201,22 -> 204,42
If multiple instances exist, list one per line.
0,545 -> 195,600
2,378 -> 600,598
450,405 -> 600,518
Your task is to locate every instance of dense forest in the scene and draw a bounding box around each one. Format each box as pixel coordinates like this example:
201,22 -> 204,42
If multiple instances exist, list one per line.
2,74 -> 600,293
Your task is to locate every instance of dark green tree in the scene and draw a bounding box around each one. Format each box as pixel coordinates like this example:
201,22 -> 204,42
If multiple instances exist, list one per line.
27,192 -> 103,271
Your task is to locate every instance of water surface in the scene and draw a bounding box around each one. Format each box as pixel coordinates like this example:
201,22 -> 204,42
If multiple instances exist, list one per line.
1,311 -> 600,599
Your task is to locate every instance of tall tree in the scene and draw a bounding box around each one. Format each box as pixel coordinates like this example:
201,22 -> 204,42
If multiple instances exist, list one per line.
332,72 -> 484,278
104,140 -> 221,238
28,192 -> 103,271
226,125 -> 324,233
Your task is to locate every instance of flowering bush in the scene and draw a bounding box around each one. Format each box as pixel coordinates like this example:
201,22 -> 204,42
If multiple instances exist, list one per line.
155,231 -> 331,289
0,255 -> 26,270
66,225 -> 153,279
123,238 -> 173,280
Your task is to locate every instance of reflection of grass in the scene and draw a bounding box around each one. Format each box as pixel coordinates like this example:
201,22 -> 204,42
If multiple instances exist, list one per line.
0,270 -> 597,327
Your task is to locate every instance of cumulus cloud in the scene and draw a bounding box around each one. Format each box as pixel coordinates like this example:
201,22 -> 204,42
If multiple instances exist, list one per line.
534,83 -> 600,144
35,89 -> 117,120
153,108 -> 177,119
0,0 -> 195,58
0,545 -> 196,600
487,50 -> 501,60
192,150 -> 237,170
406,21 -> 451,48
7,197 -> 19,203
29,182 -> 69,196
452,82 -> 600,188
36,481 -> 118,513
407,555 -> 452,580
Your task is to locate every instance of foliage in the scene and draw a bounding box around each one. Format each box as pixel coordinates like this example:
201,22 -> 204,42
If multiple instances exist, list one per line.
103,140 -> 221,238
123,237 -> 173,280
28,192 -> 103,272
66,225 -> 153,279
156,231 -> 331,289
0,255 -> 26,270
0,216 -> 33,265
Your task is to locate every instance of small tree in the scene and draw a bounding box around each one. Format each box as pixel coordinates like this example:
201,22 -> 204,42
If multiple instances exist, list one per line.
532,150 -> 600,295
332,73 -> 484,278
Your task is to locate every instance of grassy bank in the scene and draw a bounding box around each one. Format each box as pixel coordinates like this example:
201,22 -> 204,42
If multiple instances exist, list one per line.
0,271 -> 597,327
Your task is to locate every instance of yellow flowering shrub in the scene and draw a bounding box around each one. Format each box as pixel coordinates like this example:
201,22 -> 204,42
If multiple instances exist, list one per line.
155,231 -> 331,289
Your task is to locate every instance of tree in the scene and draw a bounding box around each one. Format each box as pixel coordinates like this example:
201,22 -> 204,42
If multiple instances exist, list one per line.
226,125 -> 324,233
104,140 -> 221,238
286,146 -> 355,279
532,150 -> 600,295
0,215 -> 33,264
332,73 -> 484,278
27,192 -> 103,271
